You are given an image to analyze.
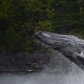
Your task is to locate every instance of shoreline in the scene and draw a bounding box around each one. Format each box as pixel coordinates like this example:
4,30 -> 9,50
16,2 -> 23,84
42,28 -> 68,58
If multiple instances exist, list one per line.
0,51 -> 50,71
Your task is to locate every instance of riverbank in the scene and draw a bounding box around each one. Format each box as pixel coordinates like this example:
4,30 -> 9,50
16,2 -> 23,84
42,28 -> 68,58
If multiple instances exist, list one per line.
0,51 -> 51,71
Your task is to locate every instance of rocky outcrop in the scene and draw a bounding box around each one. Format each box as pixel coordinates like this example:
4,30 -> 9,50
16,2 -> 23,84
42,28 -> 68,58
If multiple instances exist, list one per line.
0,51 -> 50,71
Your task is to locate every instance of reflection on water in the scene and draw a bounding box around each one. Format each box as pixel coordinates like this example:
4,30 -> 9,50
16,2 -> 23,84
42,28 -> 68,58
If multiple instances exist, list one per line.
0,52 -> 84,84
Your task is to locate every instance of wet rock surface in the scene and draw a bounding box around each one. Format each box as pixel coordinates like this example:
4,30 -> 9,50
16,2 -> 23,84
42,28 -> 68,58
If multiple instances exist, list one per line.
0,51 -> 50,71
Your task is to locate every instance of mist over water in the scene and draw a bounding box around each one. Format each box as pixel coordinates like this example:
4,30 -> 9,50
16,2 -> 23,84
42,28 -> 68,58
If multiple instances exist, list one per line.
0,52 -> 84,84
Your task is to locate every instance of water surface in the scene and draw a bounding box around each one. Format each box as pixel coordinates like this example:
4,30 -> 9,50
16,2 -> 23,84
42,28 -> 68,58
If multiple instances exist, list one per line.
0,52 -> 84,84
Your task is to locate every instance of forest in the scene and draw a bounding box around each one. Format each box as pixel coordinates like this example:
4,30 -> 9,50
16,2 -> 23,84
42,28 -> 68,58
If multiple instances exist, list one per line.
0,0 -> 84,52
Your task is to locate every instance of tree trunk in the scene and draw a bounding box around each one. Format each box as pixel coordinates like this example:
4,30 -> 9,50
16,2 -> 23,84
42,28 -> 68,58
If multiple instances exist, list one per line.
79,2 -> 82,20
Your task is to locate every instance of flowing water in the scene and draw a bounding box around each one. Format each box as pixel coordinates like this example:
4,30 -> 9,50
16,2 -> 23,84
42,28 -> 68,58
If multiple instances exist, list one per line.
0,52 -> 84,84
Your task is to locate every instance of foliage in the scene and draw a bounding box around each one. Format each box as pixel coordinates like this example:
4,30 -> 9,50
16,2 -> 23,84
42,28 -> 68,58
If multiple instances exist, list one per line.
0,0 -> 84,52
